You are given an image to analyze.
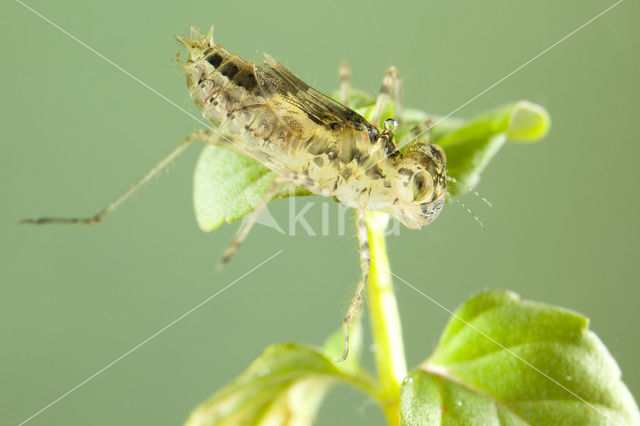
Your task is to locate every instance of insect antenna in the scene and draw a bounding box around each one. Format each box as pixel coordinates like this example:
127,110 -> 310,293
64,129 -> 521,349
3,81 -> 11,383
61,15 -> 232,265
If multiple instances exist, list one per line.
449,193 -> 486,229
446,176 -> 493,208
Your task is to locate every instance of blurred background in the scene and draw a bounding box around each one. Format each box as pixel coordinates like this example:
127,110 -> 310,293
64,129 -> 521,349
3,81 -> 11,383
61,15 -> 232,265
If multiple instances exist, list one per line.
2,0 -> 639,424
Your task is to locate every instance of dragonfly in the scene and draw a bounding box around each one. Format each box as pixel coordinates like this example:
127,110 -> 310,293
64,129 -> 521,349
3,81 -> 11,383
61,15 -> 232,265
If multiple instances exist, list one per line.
24,27 -> 448,361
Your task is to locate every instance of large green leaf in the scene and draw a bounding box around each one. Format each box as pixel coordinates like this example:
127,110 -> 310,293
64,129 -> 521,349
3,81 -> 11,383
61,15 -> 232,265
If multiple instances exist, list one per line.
400,291 -> 640,425
184,322 -> 375,426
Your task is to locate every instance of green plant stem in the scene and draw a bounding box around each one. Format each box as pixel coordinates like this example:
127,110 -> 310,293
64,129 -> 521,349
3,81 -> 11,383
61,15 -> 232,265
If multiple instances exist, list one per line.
365,211 -> 407,425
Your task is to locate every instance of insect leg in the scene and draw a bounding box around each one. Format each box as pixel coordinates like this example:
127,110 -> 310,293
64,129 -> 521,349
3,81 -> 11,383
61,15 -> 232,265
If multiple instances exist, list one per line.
392,67 -> 402,118
370,66 -> 399,124
218,177 -> 282,267
22,129 -> 222,225
339,61 -> 351,105
340,208 -> 370,361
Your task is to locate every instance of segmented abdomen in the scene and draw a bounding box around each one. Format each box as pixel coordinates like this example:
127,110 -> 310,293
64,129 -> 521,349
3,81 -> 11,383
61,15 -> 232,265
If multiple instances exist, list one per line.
183,41 -> 387,200
185,46 -> 306,159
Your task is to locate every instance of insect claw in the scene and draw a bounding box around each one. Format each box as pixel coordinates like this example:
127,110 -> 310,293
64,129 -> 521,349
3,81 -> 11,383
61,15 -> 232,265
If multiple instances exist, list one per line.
336,323 -> 350,363
217,252 -> 233,270
20,215 -> 101,225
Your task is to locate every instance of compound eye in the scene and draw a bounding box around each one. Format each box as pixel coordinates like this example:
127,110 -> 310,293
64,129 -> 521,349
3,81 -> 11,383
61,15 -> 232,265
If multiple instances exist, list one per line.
366,125 -> 380,143
412,171 -> 434,203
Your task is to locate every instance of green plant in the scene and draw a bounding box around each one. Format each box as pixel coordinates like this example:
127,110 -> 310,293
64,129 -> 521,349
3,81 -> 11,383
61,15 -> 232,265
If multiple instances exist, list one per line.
185,87 -> 639,425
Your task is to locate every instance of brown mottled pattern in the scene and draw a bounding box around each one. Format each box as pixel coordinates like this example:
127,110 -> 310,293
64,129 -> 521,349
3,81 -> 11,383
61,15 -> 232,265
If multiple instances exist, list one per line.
179,31 -> 447,230
182,36 -> 378,189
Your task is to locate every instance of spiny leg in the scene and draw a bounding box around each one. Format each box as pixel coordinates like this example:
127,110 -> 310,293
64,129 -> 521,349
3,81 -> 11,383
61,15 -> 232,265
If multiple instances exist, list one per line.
339,69 -> 394,361
370,66 -> 399,125
368,67 -> 401,156
218,177 -> 282,267
340,208 -> 370,362
391,65 -> 402,118
22,129 -> 219,225
339,61 -> 351,105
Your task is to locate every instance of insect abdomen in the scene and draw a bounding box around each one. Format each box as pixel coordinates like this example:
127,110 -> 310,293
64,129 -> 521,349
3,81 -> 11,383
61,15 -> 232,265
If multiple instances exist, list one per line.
183,36 -> 378,196
188,46 -> 303,153
188,47 -> 254,117
189,48 -> 316,167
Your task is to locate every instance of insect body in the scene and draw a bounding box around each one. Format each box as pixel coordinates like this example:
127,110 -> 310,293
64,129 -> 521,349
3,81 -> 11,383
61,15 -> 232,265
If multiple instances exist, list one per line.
178,29 -> 447,360
179,30 -> 447,231
25,27 -> 447,361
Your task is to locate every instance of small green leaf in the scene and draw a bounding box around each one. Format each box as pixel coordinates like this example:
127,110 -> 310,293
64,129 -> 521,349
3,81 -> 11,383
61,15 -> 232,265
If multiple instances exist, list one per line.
193,145 -> 275,232
185,324 -> 376,426
400,291 -> 640,425
506,101 -> 551,142
443,133 -> 507,194
429,101 -> 550,146
193,146 -> 311,232
426,101 -> 550,195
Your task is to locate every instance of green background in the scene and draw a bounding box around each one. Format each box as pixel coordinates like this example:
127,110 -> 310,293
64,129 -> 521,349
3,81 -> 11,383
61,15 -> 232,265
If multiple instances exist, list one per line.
2,0 -> 638,424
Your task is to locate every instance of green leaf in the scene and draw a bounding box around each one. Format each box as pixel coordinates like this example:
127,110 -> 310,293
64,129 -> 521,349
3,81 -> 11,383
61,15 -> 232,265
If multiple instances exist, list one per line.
505,101 -> 551,142
442,133 -> 507,195
400,291 -> 640,425
426,101 -> 550,195
193,145 -> 275,232
193,145 -> 310,232
185,323 -> 376,426
430,101 -> 550,146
